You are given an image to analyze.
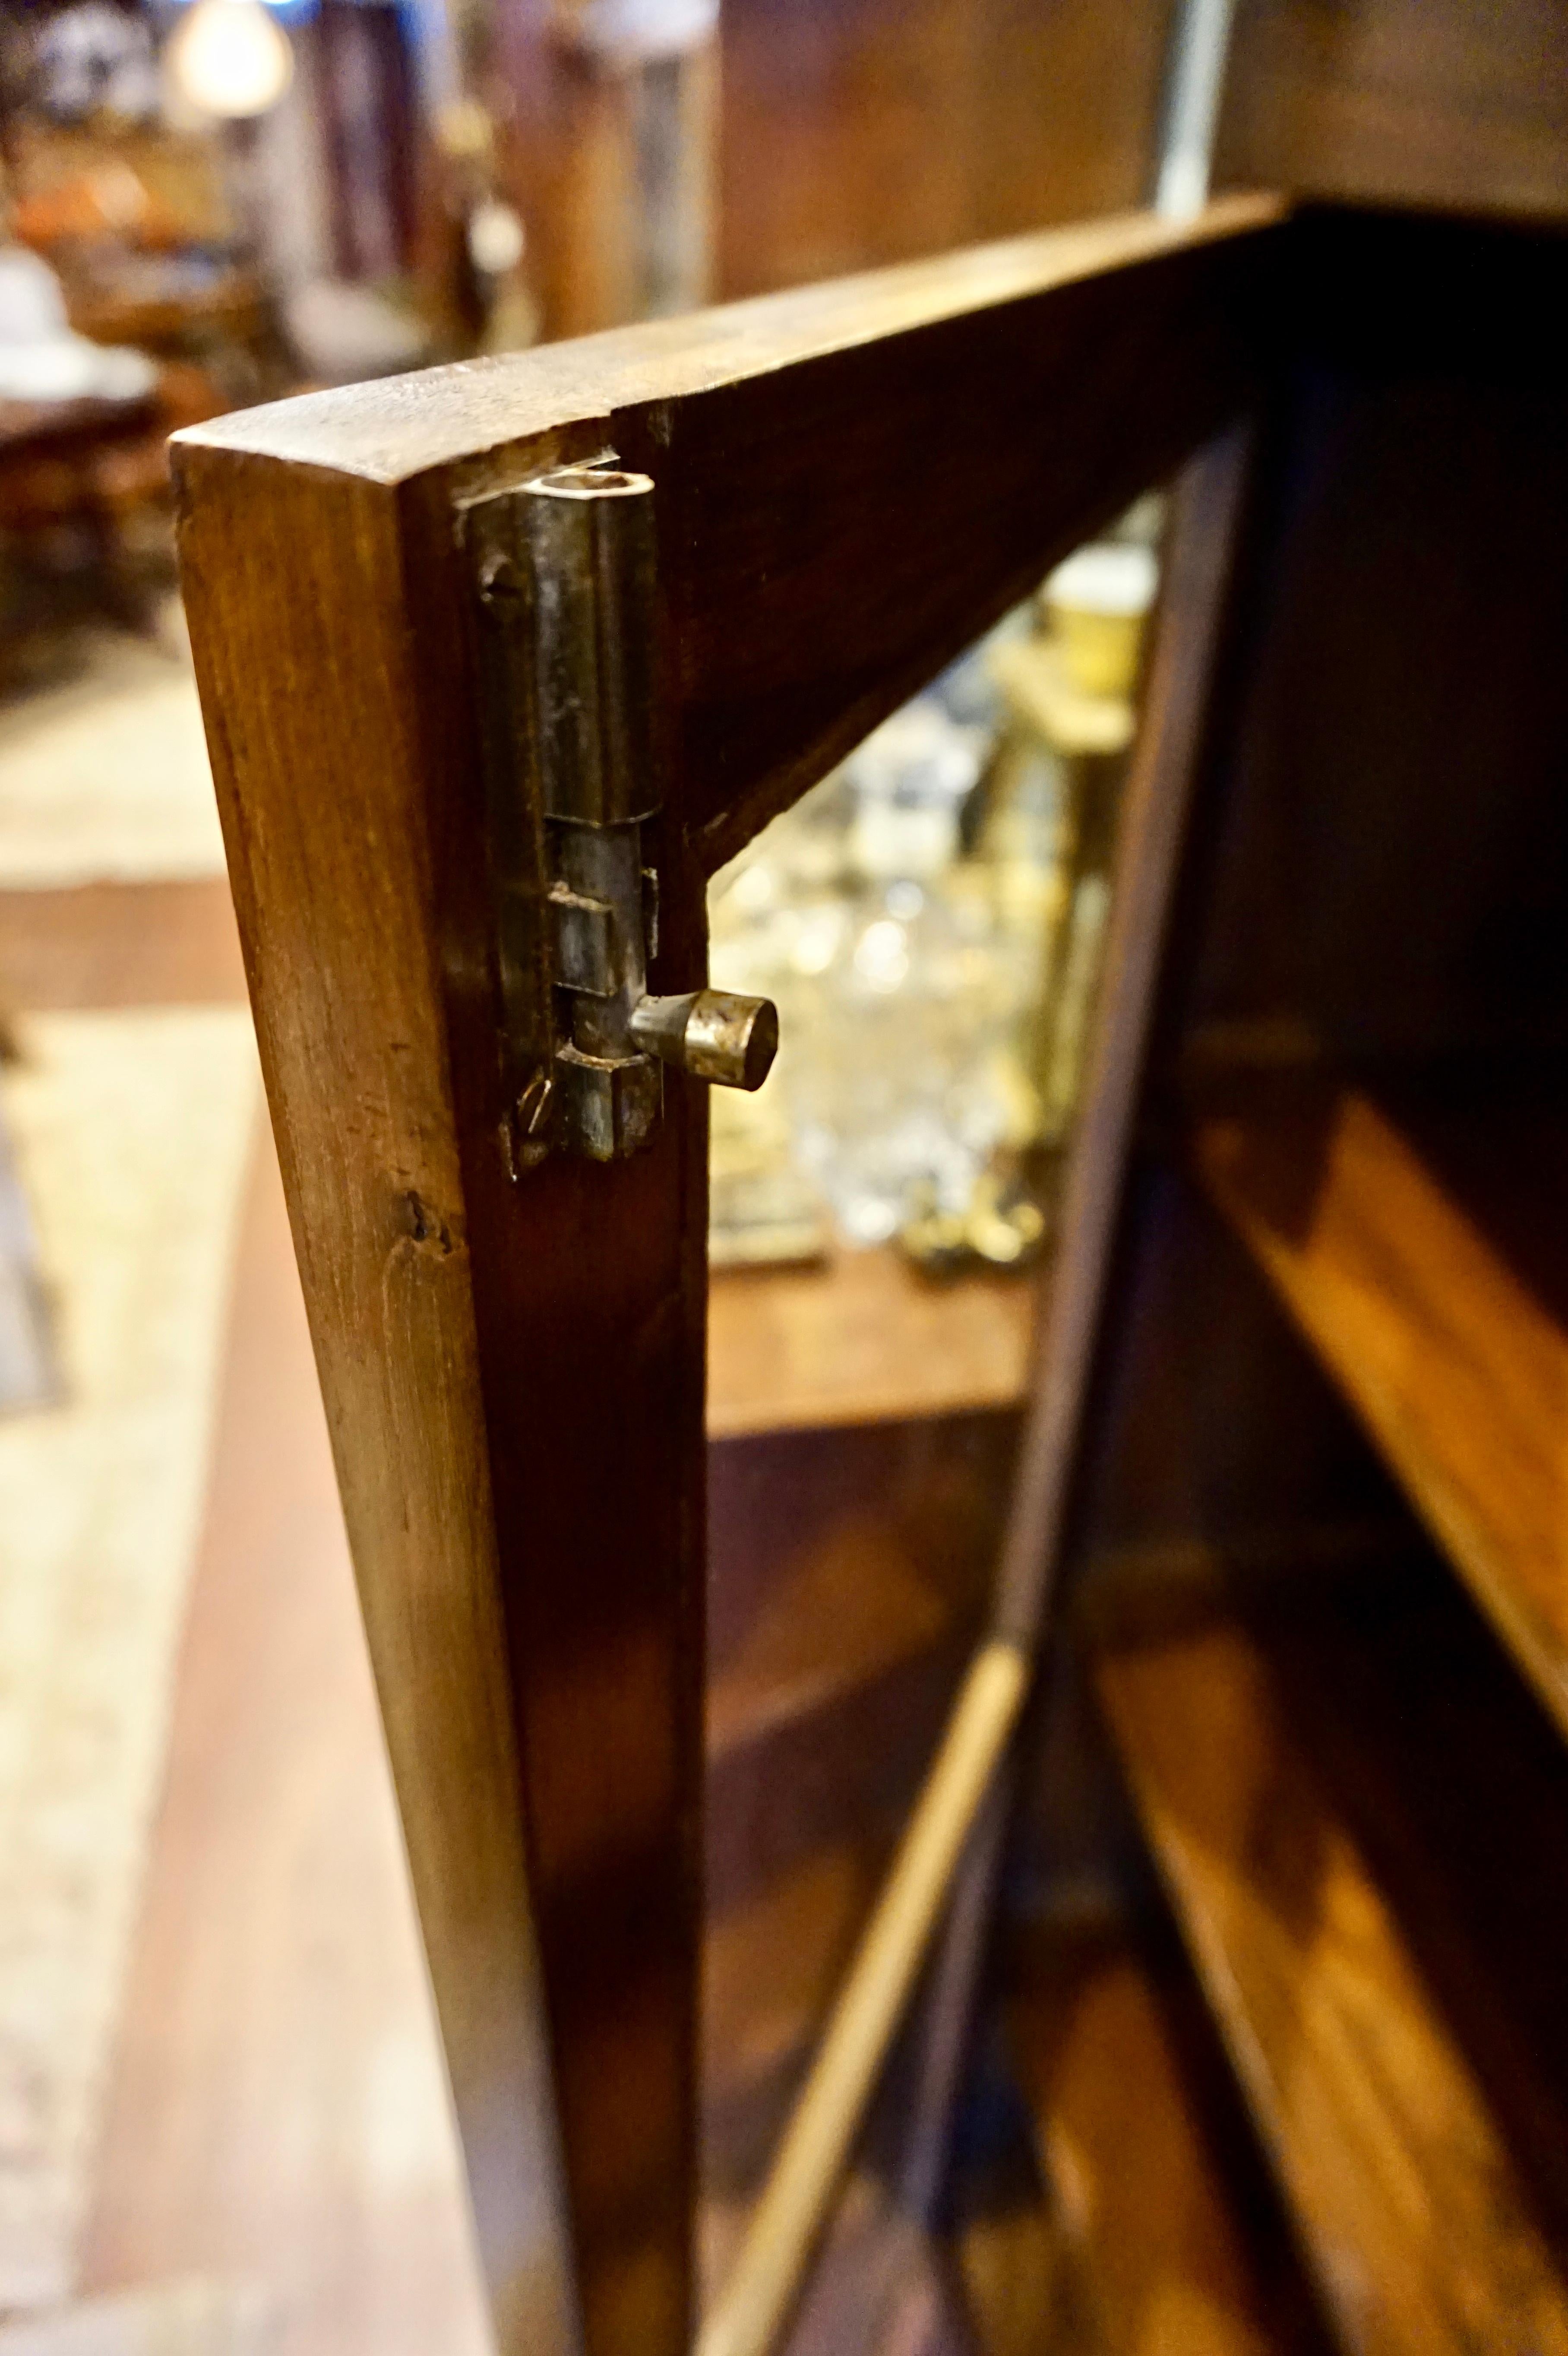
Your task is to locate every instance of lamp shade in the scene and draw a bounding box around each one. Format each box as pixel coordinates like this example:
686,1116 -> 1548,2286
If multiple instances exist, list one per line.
167,0 -> 293,119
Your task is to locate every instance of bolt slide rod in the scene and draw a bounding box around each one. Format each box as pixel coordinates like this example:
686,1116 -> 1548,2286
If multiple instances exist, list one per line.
695,1637 -> 1031,2356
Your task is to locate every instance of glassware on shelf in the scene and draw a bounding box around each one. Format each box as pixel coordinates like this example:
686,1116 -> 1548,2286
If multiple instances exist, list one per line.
1043,540 -> 1158,700
784,696 -> 1011,1248
706,521 -> 1162,1273
791,866 -> 1008,1248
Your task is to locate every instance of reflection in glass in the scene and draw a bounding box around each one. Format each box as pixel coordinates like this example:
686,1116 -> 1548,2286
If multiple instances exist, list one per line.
708,505 -> 1161,1276
700,502 -> 1166,2315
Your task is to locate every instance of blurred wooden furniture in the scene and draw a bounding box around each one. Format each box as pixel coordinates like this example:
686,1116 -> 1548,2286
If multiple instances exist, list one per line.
6,121 -> 237,253
1025,203 -> 1568,2356
495,0 -> 1178,336
172,188 -> 1568,2356
714,0 -> 1176,301
4,113 -> 280,396
2,367 -> 221,638
496,0 -> 1568,343
1215,0 -> 1568,220
0,386 -> 158,499
63,260 -> 278,396
1,386 -> 158,637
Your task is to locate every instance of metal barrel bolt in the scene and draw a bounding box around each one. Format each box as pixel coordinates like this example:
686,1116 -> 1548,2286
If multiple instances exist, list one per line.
480,464 -> 778,1162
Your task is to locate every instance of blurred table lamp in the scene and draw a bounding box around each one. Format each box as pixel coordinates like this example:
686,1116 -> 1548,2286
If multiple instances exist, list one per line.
165,0 -> 294,120
164,0 -> 292,279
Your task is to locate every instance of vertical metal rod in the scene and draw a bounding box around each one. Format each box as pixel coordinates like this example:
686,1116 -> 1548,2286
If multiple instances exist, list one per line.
522,466 -> 661,831
896,1777 -> 1011,2223
997,425 -> 1255,1649
694,1641 -> 1031,2356
1155,0 -> 1238,221
897,420 -> 1259,2233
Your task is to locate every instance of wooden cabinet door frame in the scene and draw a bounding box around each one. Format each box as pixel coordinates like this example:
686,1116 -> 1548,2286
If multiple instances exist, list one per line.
172,190 -> 1282,2356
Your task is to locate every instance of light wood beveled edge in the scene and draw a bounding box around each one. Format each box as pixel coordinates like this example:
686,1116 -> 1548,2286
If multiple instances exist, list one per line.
176,196 -> 1289,893
172,196 -> 1288,491
172,440 -> 588,2356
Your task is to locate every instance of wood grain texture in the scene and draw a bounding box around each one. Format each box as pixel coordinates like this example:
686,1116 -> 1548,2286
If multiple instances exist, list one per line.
178,196 -> 1282,873
1001,202 -> 1568,2356
717,0 -> 1176,298
1249,1566 -> 1568,2290
176,200 -> 1279,485
1196,1092 -> 1568,1745
1098,1616 -> 1568,2356
1067,1161 -> 1404,1581
173,434 -> 705,2356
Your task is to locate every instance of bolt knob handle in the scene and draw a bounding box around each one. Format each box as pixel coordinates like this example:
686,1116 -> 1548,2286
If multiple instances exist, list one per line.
630,990 -> 779,1092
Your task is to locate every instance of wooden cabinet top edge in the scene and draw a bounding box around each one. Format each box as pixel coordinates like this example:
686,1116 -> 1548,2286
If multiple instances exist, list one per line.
168,195 -> 1289,491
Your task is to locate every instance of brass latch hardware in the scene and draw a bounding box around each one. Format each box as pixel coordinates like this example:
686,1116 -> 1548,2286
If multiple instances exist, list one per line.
465,463 -> 777,1167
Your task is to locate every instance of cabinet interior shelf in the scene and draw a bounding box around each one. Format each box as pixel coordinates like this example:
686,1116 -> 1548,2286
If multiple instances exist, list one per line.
1096,1571 -> 1568,2356
707,1244 -> 1036,1439
1195,1086 -> 1568,1747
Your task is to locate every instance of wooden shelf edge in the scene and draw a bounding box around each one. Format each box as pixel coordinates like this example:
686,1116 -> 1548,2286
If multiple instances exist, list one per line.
1095,1615 -> 1568,2356
1005,1919 -> 1318,2356
706,1248 -> 1036,1440
1194,1093 -> 1568,1748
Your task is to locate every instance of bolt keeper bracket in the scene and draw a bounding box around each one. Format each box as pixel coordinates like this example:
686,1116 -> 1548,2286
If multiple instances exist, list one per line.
465,462 -> 777,1167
